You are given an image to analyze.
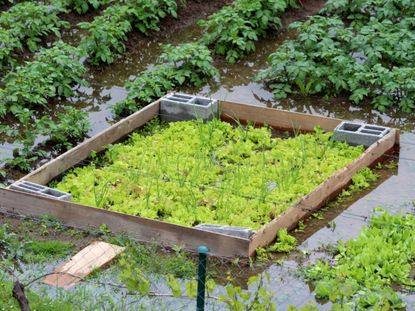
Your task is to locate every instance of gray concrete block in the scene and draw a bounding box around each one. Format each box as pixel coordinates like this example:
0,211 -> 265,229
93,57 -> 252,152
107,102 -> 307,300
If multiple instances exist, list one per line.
160,93 -> 218,122
333,121 -> 390,147
195,224 -> 255,239
10,181 -> 72,201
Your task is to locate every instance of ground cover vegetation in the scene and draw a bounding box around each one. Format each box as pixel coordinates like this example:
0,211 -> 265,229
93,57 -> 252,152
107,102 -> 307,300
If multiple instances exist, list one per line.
55,119 -> 364,229
111,42 -> 219,117
0,214 -> 325,310
111,0 -> 299,116
257,0 -> 415,112
78,0 -> 180,64
199,0 -> 298,63
304,210 -> 415,309
0,2 -> 67,70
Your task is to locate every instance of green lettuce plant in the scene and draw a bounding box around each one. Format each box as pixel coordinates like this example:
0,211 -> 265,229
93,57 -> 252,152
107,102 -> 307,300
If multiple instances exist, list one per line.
56,120 -> 363,229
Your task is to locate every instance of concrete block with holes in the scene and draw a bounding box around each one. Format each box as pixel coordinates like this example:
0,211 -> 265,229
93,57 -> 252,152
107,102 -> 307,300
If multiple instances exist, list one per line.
333,121 -> 390,147
195,224 -> 255,239
9,181 -> 71,201
160,93 -> 218,122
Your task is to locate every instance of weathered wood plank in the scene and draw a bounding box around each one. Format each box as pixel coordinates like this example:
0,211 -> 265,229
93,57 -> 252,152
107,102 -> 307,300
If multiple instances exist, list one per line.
18,101 -> 160,186
43,241 -> 125,288
0,189 -> 250,258
220,101 -> 342,132
248,129 -> 398,255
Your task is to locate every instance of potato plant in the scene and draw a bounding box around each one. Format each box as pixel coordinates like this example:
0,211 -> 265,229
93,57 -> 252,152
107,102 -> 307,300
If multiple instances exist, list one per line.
111,43 -> 218,117
59,0 -> 111,14
199,0 -> 298,63
0,42 -> 86,119
79,0 -> 180,64
257,0 -> 415,112
0,2 -> 68,52
3,107 -> 91,172
56,120 -> 363,229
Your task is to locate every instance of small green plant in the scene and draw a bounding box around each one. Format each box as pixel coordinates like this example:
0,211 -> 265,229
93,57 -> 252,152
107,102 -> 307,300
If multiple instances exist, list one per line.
36,107 -> 91,150
268,228 -> 297,253
0,42 -> 86,117
0,2 -> 67,52
199,0 -> 298,63
24,240 -> 73,263
257,1 -> 415,112
79,0 -> 179,64
304,209 -> 415,309
112,43 -> 218,117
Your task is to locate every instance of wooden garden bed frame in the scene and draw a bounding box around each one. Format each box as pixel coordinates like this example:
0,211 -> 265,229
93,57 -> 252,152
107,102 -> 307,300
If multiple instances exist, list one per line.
0,99 -> 399,258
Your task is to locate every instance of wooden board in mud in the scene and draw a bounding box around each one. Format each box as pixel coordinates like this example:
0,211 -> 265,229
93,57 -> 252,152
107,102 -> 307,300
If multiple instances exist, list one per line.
1,99 -> 399,258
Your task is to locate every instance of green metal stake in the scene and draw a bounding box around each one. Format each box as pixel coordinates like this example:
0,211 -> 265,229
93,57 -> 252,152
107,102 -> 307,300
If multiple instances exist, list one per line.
196,245 -> 209,311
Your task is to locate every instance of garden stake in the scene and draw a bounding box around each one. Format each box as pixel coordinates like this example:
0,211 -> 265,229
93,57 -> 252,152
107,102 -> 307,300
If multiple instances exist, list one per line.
196,245 -> 209,311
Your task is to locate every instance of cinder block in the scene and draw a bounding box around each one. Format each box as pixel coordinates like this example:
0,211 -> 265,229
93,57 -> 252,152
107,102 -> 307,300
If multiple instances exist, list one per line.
333,121 -> 390,147
195,224 -> 255,239
160,93 -> 218,122
10,181 -> 72,201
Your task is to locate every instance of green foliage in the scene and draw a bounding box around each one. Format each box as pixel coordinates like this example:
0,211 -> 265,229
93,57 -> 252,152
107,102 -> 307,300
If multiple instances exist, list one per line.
0,224 -> 26,269
0,2 -> 67,52
0,42 -> 86,117
268,228 -> 296,252
218,273 -> 276,311
24,240 -> 73,263
36,107 -> 91,150
112,43 -> 218,117
115,239 -> 196,279
0,29 -> 22,70
61,0 -> 111,14
56,120 -> 363,229
257,0 -> 415,112
304,210 -> 415,309
0,280 -> 75,311
199,0 -> 297,63
78,5 -> 132,64
79,0 -> 179,64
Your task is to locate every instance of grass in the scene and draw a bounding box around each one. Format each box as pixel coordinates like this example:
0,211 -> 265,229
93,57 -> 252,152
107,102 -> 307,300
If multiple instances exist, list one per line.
23,240 -> 73,263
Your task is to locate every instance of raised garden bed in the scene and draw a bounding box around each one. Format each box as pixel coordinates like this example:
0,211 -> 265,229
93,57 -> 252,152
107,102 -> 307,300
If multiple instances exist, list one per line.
0,97 -> 399,258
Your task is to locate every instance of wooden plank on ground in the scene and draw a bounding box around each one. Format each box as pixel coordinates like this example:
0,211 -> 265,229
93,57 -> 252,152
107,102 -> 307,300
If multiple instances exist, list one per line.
17,101 -> 160,186
0,189 -> 250,258
220,101 -> 342,132
43,241 -> 124,288
248,129 -> 398,255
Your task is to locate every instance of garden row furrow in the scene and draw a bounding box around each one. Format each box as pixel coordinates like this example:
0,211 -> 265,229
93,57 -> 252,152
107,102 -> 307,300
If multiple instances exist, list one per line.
257,0 -> 415,112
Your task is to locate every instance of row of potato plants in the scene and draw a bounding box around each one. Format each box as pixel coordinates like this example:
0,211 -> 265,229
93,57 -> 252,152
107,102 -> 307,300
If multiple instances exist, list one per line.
0,0 -> 112,71
78,0 -> 179,64
257,0 -> 415,112
55,119 -> 364,228
0,42 -> 90,172
199,0 -> 298,63
112,42 -> 219,117
0,2 -> 67,70
111,0 -> 299,116
0,0 -> 180,173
